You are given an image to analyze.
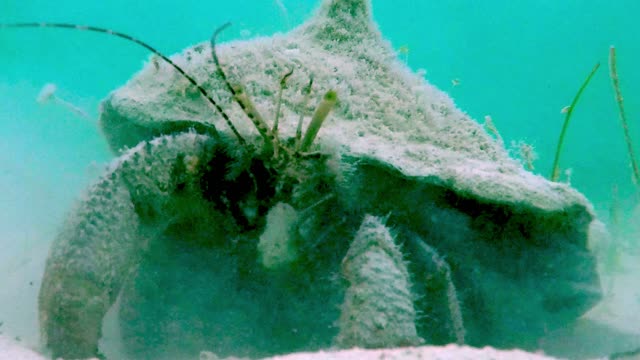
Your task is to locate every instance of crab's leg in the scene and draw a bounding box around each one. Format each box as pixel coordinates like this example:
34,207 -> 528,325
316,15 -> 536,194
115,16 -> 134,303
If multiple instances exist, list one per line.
39,162 -> 141,359
38,133 -> 220,359
406,235 -> 466,344
335,215 -> 423,348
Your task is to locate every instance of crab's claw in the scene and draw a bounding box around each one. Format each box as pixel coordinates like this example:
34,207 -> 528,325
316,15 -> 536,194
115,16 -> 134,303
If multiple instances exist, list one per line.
38,133 -> 227,358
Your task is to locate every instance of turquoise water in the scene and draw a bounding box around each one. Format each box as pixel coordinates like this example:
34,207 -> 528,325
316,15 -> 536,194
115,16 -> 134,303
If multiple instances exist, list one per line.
1,0 -> 639,358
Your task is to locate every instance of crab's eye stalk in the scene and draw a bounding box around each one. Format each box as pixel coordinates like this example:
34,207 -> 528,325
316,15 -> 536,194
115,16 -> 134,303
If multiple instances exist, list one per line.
299,90 -> 337,152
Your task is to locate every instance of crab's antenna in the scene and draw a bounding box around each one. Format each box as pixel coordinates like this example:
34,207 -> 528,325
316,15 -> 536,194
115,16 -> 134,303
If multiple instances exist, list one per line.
0,22 -> 251,143
211,23 -> 275,151
273,68 -> 294,136
295,76 -> 314,149
299,90 -> 337,152
269,68 -> 294,159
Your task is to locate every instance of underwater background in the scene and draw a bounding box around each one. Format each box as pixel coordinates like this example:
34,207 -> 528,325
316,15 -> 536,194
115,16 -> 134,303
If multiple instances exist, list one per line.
0,0 -> 638,358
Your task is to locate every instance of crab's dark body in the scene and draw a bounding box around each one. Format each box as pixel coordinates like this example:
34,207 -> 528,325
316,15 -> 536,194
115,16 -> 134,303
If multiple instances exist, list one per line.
106,133 -> 354,359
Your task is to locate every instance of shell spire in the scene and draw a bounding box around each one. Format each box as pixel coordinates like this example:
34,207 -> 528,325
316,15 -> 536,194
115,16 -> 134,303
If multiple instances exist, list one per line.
295,0 -> 381,48
321,0 -> 371,20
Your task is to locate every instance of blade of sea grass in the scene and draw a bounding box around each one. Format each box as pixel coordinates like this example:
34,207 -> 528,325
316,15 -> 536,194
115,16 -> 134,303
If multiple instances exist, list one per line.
609,46 -> 640,187
550,62 -> 600,181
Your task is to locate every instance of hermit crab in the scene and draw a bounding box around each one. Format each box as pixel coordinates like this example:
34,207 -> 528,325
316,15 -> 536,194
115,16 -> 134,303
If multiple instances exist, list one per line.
4,0 -> 602,359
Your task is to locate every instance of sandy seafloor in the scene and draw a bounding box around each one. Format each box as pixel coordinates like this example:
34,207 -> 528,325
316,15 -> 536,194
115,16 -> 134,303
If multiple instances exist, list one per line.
1,0 -> 639,359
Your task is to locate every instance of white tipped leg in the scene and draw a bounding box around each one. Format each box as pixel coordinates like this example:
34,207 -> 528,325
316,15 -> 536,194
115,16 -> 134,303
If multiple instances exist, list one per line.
335,215 -> 423,348
414,240 -> 466,344
257,202 -> 300,269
